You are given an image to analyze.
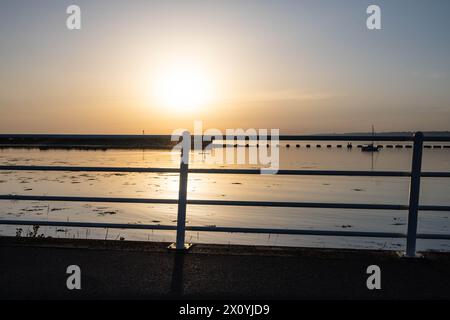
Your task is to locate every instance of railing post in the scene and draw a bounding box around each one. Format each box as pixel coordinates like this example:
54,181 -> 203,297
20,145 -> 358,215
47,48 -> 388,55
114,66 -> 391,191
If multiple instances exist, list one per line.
405,132 -> 424,257
170,131 -> 192,250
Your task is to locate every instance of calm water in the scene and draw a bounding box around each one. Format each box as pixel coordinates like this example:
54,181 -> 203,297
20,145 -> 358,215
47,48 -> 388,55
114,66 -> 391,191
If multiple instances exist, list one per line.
0,144 -> 449,251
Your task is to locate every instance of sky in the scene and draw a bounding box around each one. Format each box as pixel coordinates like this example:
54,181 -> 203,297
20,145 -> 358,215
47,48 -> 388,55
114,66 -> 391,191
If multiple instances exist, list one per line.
0,0 -> 449,134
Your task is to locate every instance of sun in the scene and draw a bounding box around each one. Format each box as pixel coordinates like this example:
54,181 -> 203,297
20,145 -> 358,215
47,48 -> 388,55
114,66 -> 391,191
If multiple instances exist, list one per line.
152,62 -> 215,112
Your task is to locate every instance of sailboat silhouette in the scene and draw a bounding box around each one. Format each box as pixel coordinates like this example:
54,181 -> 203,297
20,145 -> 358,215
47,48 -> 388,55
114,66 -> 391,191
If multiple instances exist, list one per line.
361,125 -> 381,152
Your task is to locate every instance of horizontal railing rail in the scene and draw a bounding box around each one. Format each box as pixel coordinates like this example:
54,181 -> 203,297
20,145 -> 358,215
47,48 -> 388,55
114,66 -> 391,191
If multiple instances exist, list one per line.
0,220 -> 448,240
0,132 -> 449,256
0,166 -> 180,173
2,165 -> 450,177
1,195 -> 449,211
1,133 -> 450,142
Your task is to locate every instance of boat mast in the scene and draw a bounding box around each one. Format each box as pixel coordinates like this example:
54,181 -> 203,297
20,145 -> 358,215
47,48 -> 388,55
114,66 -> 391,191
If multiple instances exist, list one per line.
372,125 -> 374,146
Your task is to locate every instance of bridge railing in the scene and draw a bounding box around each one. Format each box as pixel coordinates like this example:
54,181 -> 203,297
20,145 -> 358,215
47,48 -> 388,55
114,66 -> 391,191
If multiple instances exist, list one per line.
0,132 -> 449,257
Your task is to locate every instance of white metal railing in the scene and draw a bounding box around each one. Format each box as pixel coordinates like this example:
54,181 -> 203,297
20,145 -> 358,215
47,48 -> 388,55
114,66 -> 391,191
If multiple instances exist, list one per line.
0,132 -> 450,257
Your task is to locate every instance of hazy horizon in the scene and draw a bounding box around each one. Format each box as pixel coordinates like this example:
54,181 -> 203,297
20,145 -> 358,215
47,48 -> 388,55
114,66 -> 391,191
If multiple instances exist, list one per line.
1,0 -> 450,134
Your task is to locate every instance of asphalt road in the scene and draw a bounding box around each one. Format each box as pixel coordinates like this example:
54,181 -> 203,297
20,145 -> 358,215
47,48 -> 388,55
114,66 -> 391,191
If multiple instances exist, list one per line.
1,237 -> 449,299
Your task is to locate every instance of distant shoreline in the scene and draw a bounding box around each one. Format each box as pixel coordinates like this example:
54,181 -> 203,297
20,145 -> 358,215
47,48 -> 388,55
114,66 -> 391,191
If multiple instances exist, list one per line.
0,144 -> 175,150
0,135 -> 214,150
0,132 -> 449,150
0,135 -> 178,150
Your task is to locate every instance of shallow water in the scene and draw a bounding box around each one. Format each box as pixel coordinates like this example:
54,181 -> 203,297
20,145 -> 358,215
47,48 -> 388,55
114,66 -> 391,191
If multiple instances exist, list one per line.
0,144 -> 449,251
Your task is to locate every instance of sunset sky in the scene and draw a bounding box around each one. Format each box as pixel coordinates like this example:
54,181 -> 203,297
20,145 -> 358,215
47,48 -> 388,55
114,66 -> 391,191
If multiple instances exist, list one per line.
1,0 -> 449,134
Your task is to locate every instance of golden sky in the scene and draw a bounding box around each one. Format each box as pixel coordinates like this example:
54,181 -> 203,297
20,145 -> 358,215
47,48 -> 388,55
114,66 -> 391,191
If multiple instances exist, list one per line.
1,0 -> 450,134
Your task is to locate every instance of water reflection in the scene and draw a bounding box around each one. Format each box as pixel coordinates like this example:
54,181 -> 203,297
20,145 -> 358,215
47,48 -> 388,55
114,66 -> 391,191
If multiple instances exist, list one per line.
0,146 -> 449,251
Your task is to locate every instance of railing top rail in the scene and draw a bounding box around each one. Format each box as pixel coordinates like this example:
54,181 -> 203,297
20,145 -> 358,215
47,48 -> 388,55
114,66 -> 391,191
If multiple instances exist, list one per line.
278,135 -> 450,142
278,135 -> 415,141
1,134 -> 449,142
421,136 -> 450,142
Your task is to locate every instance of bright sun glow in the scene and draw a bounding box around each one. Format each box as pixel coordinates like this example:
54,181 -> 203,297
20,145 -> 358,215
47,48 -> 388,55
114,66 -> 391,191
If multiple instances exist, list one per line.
152,62 -> 215,112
